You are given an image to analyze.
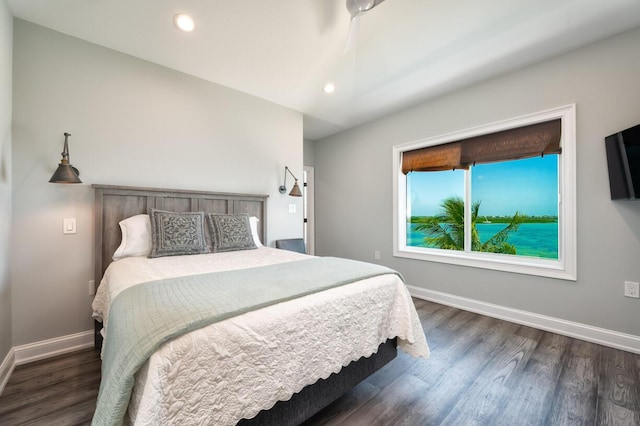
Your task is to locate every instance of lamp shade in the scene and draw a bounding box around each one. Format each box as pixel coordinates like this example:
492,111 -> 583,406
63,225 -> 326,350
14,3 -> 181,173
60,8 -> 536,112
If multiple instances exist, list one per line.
49,164 -> 81,184
49,132 -> 82,184
289,181 -> 302,197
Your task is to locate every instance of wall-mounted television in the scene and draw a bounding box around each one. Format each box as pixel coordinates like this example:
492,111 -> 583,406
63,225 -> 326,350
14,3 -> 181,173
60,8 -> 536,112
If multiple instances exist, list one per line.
605,123 -> 640,200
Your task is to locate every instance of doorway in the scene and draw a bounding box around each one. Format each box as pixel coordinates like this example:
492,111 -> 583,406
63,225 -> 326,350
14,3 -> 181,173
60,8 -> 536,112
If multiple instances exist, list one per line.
303,166 -> 315,255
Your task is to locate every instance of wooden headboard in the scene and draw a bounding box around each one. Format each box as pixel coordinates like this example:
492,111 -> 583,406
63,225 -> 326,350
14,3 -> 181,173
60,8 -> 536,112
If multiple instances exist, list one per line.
93,184 -> 268,285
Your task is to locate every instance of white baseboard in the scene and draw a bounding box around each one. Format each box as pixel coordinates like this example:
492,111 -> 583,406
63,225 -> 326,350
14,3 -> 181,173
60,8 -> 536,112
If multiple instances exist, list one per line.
0,347 -> 15,395
408,286 -> 640,355
14,330 -> 94,366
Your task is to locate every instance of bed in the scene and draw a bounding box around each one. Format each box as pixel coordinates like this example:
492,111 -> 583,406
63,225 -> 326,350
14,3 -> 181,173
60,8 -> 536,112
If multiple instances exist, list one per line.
91,184 -> 429,426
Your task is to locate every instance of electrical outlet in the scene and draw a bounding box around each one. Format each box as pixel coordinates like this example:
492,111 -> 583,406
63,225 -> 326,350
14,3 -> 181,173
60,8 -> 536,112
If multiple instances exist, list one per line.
374,250 -> 380,260
624,281 -> 639,298
88,280 -> 95,296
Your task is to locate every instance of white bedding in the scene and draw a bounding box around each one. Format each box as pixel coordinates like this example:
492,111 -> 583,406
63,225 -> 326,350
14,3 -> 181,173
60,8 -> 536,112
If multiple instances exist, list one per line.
92,247 -> 429,425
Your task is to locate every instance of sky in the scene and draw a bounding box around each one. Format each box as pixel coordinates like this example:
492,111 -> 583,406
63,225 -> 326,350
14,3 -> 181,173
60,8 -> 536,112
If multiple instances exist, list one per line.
408,155 -> 559,217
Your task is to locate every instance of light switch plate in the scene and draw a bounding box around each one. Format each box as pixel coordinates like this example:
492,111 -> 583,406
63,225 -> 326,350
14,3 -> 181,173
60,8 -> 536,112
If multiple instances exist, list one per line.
288,204 -> 296,213
63,218 -> 77,234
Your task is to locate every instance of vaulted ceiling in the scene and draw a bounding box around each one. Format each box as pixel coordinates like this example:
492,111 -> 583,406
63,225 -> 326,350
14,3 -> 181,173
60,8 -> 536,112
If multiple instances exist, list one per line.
8,0 -> 640,140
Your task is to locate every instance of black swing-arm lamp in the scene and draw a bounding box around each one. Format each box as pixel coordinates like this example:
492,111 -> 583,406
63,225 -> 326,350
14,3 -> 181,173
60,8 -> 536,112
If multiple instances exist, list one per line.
279,166 -> 302,197
49,132 -> 82,184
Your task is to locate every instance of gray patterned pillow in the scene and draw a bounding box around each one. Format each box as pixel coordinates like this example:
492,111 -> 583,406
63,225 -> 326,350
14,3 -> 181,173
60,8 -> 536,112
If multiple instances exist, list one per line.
207,213 -> 257,252
149,209 -> 209,258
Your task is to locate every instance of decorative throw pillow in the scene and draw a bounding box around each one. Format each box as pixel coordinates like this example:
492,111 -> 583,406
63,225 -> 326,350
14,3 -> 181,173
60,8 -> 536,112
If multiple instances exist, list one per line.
207,213 -> 257,252
112,214 -> 152,260
149,209 -> 209,258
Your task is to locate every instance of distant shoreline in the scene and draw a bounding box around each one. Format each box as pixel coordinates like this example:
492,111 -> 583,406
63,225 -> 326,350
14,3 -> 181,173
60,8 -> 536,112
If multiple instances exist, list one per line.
406,221 -> 559,259
410,215 -> 558,224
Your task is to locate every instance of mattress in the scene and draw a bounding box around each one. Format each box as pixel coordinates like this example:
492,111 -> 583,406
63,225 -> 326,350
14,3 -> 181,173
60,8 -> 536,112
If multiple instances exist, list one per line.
92,247 -> 429,425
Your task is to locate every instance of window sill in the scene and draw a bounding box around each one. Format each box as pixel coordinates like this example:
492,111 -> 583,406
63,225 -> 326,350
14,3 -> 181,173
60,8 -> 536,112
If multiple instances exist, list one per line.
394,245 -> 576,281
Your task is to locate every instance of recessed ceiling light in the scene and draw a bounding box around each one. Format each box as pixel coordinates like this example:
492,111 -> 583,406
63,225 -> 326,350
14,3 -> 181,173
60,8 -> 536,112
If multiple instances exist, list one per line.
173,14 -> 195,32
323,82 -> 336,94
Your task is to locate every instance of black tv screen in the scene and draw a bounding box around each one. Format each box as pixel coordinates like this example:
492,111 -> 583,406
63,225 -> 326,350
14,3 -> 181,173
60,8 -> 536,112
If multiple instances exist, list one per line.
605,123 -> 640,200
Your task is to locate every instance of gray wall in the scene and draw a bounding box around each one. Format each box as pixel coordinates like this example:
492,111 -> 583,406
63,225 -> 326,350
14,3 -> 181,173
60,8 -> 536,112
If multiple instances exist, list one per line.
0,0 -> 13,362
303,139 -> 315,167
315,26 -> 640,337
11,20 -> 303,346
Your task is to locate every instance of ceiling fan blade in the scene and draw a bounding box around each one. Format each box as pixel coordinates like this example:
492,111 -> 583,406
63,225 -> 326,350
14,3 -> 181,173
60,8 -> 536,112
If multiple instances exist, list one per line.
344,14 -> 361,53
343,0 -> 387,52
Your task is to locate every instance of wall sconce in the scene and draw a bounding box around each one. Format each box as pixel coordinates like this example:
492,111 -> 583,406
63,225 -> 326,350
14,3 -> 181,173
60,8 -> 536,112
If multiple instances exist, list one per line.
49,132 -> 82,184
279,166 -> 302,197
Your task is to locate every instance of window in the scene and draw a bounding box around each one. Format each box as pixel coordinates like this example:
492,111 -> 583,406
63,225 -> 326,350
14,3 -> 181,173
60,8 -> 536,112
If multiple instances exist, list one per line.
393,105 -> 576,280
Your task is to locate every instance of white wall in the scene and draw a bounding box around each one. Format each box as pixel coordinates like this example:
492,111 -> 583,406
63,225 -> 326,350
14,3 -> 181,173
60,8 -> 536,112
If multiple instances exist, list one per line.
11,20 -> 303,346
0,0 -> 13,362
315,26 -> 640,337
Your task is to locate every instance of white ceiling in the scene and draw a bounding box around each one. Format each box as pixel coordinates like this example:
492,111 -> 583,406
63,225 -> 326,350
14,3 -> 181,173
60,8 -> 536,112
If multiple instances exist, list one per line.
8,0 -> 640,141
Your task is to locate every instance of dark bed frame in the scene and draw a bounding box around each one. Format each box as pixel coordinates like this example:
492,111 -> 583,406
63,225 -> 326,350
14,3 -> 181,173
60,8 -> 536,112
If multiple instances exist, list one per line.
92,184 -> 397,425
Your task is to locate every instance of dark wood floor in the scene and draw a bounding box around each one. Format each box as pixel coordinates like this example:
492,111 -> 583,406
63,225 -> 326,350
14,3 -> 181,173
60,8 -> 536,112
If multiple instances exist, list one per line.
0,348 -> 100,425
1,299 -> 639,425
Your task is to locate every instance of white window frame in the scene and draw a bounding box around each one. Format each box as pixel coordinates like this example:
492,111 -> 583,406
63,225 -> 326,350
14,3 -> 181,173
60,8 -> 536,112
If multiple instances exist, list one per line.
392,104 -> 577,280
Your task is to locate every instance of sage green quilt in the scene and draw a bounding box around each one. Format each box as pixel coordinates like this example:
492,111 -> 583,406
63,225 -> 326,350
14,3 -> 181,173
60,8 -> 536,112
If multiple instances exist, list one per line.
92,256 -> 400,426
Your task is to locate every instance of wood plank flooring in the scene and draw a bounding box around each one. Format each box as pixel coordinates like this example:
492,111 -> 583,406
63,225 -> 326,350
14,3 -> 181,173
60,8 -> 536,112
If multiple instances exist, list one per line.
1,299 -> 639,425
0,348 -> 100,425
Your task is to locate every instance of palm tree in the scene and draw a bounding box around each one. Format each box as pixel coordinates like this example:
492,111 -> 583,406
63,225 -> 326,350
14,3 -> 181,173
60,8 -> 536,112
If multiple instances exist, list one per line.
414,196 -> 523,254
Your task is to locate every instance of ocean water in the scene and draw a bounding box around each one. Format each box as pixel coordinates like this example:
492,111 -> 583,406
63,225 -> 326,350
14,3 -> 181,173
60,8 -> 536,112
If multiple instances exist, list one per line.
407,222 -> 558,259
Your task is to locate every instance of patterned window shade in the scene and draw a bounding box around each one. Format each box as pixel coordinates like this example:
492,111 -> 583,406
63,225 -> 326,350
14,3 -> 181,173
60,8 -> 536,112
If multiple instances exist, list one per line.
401,119 -> 562,174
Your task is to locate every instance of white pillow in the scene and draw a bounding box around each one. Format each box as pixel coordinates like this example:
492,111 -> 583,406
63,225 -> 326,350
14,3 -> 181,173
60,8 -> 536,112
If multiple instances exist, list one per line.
249,216 -> 263,247
112,214 -> 152,260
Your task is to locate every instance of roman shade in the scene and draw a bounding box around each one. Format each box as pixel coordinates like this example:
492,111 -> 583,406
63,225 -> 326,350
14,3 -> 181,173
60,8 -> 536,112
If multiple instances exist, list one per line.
401,141 -> 466,173
401,119 -> 561,174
